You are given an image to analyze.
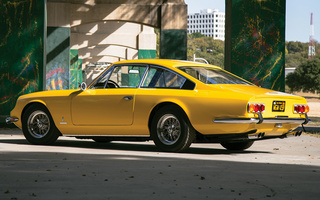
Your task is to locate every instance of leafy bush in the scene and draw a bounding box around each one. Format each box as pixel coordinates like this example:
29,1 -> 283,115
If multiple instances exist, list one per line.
286,57 -> 320,93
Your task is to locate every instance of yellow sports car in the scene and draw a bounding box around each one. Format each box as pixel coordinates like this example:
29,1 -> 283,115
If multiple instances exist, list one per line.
6,59 -> 310,152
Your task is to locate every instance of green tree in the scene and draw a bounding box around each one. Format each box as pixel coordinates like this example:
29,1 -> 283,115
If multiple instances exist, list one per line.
285,41 -> 309,68
190,32 -> 204,39
187,33 -> 224,68
286,57 -> 320,93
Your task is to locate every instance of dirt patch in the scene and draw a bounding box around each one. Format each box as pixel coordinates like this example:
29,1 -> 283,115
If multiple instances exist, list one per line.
292,92 -> 320,118
293,91 -> 320,102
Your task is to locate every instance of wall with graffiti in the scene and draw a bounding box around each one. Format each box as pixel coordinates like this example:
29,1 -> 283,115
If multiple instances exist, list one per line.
46,27 -> 70,90
70,49 -> 82,89
228,0 -> 285,91
0,0 -> 44,123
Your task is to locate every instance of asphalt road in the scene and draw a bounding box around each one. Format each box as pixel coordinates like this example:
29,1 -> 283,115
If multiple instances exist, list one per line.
0,129 -> 320,200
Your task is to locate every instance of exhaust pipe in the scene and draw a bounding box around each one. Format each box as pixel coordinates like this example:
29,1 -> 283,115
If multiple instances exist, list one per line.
286,131 -> 302,137
296,131 -> 302,136
248,132 -> 265,139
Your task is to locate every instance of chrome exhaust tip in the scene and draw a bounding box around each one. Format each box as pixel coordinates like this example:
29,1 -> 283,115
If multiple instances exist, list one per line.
286,131 -> 302,137
296,131 -> 302,136
248,132 -> 265,139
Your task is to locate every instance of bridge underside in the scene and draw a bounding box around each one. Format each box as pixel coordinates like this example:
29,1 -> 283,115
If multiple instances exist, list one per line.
0,0 -> 286,126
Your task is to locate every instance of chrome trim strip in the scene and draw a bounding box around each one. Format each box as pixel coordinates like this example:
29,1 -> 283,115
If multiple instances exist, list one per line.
263,118 -> 306,124
64,135 -> 149,137
213,118 -> 306,124
213,118 -> 259,124
5,117 -> 19,124
138,65 -> 150,88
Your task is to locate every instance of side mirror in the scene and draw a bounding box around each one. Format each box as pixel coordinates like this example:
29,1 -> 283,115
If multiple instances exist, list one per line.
80,82 -> 87,91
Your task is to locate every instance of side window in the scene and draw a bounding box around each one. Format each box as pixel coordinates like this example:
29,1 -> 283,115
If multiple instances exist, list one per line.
109,65 -> 147,88
142,67 -> 186,88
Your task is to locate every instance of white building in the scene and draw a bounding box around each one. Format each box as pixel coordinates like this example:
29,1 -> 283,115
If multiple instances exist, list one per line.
187,9 -> 225,41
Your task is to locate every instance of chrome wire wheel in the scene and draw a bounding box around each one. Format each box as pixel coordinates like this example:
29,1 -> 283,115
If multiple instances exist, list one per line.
156,114 -> 181,145
27,110 -> 50,139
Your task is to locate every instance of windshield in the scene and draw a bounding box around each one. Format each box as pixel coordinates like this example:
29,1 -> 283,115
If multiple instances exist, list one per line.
178,67 -> 252,85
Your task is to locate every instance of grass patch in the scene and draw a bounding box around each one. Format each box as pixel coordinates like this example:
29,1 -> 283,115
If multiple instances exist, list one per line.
305,132 -> 320,138
308,117 -> 320,126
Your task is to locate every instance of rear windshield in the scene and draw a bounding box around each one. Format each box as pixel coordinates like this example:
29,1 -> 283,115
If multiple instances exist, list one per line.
178,67 -> 252,85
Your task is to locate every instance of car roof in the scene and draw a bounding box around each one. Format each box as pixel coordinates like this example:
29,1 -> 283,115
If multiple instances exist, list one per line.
112,59 -> 222,69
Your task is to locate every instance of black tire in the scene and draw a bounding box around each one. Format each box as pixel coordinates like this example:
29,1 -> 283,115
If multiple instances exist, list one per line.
151,105 -> 195,152
220,140 -> 254,151
92,138 -> 111,143
22,104 -> 60,145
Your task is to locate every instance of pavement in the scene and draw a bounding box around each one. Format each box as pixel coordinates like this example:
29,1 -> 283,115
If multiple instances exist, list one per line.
0,128 -> 320,200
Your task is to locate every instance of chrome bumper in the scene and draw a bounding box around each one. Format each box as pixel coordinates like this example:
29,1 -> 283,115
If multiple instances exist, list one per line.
5,117 -> 19,124
213,113 -> 310,125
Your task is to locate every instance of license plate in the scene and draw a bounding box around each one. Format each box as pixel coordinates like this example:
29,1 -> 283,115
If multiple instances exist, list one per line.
272,101 -> 286,112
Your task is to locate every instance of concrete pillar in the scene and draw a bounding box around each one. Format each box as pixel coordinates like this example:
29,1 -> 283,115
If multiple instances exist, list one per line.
46,27 -> 70,90
70,21 -> 140,66
138,25 -> 157,59
0,0 -> 45,126
225,0 -> 286,91
160,2 -> 187,60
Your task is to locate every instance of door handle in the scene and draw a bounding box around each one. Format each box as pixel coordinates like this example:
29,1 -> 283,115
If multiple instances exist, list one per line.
123,96 -> 133,100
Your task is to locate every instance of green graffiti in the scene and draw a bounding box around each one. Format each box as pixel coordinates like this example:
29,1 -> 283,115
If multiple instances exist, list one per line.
229,0 -> 285,91
0,0 -> 44,121
160,29 -> 187,60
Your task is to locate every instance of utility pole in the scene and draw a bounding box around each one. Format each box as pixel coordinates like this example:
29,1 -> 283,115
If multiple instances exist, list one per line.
308,12 -> 316,59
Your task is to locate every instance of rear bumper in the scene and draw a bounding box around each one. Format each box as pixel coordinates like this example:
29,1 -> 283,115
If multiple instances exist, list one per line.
213,113 -> 310,125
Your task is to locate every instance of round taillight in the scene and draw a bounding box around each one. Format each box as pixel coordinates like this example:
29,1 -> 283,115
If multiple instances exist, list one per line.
300,105 -> 305,113
249,104 -> 255,112
305,105 -> 310,113
294,106 -> 298,113
254,104 -> 260,112
260,104 -> 265,112
297,105 -> 301,113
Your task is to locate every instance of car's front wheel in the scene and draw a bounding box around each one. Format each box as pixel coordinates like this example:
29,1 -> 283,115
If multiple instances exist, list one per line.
220,140 -> 254,151
151,106 -> 195,152
22,104 -> 60,145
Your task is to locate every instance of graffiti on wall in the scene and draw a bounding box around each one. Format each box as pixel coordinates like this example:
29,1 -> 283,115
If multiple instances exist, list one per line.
46,27 -> 70,90
70,49 -> 82,89
230,0 -> 285,91
0,0 -> 44,120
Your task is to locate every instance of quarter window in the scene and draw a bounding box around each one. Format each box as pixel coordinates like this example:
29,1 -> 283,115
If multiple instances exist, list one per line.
142,67 -> 186,88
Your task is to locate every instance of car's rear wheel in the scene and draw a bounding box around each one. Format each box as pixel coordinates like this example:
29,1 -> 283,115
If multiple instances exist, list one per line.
22,104 -> 60,145
151,105 -> 195,152
220,140 -> 254,151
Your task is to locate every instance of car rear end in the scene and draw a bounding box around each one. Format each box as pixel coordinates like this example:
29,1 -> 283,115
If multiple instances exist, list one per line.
214,91 -> 309,139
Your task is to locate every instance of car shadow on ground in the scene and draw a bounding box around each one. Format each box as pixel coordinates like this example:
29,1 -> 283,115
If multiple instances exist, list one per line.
0,137 -> 272,155
0,149 -> 319,200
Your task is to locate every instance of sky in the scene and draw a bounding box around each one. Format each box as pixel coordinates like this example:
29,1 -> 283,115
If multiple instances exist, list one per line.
184,0 -> 320,43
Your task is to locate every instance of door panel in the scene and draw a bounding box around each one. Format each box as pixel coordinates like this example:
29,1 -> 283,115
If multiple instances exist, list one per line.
71,89 -> 136,126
